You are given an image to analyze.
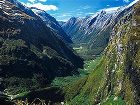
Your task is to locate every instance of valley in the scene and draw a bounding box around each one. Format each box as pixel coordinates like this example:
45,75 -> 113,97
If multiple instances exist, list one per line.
0,0 -> 140,105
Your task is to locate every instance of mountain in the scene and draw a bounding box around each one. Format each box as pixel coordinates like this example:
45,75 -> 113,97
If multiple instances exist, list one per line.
31,7 -> 72,43
61,6 -> 132,56
58,21 -> 66,26
64,1 -> 140,105
8,0 -> 71,44
0,0 -> 83,98
1,0 -> 140,104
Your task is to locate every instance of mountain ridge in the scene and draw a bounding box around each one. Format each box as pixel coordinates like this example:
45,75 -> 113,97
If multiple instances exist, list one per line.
31,7 -> 72,44
61,5 -> 133,57
0,0 -> 83,99
1,0 -> 140,104
63,1 -> 140,105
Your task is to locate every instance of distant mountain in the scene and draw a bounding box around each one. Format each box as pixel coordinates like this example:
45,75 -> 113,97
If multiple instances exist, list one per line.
31,7 -> 72,43
0,0 -> 83,97
6,0 -> 71,44
64,1 -> 140,105
58,21 -> 66,26
61,6 -> 132,56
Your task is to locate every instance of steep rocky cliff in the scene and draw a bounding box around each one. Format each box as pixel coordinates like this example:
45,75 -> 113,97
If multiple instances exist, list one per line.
64,1 -> 140,105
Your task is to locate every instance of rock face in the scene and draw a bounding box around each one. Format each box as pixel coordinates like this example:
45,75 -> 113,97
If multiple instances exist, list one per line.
64,1 -> 140,105
0,0 -> 83,95
61,6 -> 132,55
31,7 -> 72,44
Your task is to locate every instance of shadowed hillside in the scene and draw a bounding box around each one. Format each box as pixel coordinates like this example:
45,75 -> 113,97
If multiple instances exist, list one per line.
0,0 -> 83,101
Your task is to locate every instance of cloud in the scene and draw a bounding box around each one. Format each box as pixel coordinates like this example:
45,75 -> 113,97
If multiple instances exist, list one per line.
85,7 -> 119,17
28,0 -> 36,3
101,7 -> 120,12
86,12 -> 95,15
25,2 -> 58,11
77,13 -> 82,16
38,0 -> 47,2
57,13 -> 72,18
56,16 -> 71,22
28,0 -> 47,3
83,5 -> 91,9
123,0 -> 130,3
57,19 -> 68,22
23,0 -> 57,11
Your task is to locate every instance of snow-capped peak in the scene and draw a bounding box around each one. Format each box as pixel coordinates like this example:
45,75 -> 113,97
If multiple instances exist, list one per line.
100,7 -> 121,14
31,7 -> 45,14
127,0 -> 139,7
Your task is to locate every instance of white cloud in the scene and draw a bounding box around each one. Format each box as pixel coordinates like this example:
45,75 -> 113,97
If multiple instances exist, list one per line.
22,0 -> 57,11
77,13 -> 82,16
25,2 -> 58,11
84,7 -> 120,17
123,0 -> 130,3
83,5 -> 91,9
57,13 -> 72,18
57,19 -> 68,22
28,0 -> 36,3
86,12 -> 95,15
38,0 -> 47,2
101,7 -> 120,12
28,0 -> 47,3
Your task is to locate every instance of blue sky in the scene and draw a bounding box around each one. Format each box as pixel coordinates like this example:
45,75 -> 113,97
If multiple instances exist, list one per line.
19,0 -> 137,21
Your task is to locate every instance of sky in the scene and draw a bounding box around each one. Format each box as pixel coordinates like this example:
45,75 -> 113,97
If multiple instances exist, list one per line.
19,0 -> 137,21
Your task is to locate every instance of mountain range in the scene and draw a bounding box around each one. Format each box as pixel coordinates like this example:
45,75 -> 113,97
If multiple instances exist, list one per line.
0,0 -> 140,105
60,5 -> 133,57
0,0 -> 83,101
63,1 -> 140,105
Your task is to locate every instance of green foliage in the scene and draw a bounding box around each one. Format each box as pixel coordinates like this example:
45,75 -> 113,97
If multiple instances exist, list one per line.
4,77 -> 35,95
52,56 -> 102,88
63,76 -> 88,101
30,44 -> 43,58
12,86 -> 64,104
51,76 -> 83,88
70,57 -> 106,105
0,39 -> 26,55
73,44 -> 102,60
102,96 -> 126,105
43,46 -> 60,58
61,56 -> 105,105
0,39 -> 27,64
83,57 -> 102,73
63,8 -> 138,104
122,76 -> 135,105
0,1 -> 84,104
